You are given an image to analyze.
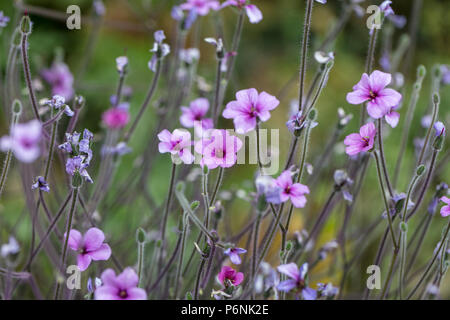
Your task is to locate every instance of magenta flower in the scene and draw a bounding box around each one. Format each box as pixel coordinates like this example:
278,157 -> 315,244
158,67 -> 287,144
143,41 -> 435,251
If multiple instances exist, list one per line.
65,228 -> 112,271
180,98 -> 213,132
41,62 -> 74,100
0,120 -> 42,163
222,1 -> 263,24
277,263 -> 316,300
346,70 -> 402,119
218,266 -> 244,286
194,129 -> 243,169
102,107 -> 130,129
384,103 -> 400,128
158,129 -> 194,164
180,0 -> 220,16
95,268 -> 147,300
440,197 -> 450,217
223,88 -> 280,134
275,171 -> 310,208
224,247 -> 247,265
343,122 -> 376,156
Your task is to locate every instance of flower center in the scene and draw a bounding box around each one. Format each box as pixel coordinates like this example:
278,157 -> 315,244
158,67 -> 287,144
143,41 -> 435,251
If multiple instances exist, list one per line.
369,90 -> 377,100
119,289 -> 128,298
20,137 -> 34,149
361,136 -> 370,145
214,148 -> 224,159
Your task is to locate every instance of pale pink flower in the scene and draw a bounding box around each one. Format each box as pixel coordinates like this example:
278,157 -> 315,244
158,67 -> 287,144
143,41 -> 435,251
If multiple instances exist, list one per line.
0,120 -> 42,163
223,88 -> 279,134
343,122 -> 376,156
41,62 -> 74,100
158,129 -> 194,164
275,171 -> 310,208
180,0 -> 220,16
180,98 -> 213,131
65,228 -> 112,271
195,129 -> 243,169
346,70 -> 402,119
440,196 -> 450,217
384,104 -> 400,128
222,1 -> 263,23
95,268 -> 147,300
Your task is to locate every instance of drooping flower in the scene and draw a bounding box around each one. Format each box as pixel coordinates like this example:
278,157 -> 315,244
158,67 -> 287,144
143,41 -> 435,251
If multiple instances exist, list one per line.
222,1 -> 263,24
255,175 -> 283,205
180,98 -> 213,132
277,263 -> 316,300
434,121 -> 446,137
0,11 -> 10,28
343,122 -> 376,156
31,176 -> 50,193
218,266 -> 244,287
224,247 -> 247,265
180,0 -> 221,16
194,129 -> 243,169
44,95 -> 74,117
0,120 -> 42,163
66,156 -> 93,183
65,228 -> 111,271
102,106 -> 130,129
346,70 -> 402,119
158,129 -> 194,164
440,196 -> 450,217
384,103 -> 400,128
274,171 -> 310,208
95,267 -> 147,300
41,62 -> 74,100
317,283 -> 339,299
286,110 -> 318,136
223,88 -> 279,134
148,30 -> 170,72
115,56 -> 128,74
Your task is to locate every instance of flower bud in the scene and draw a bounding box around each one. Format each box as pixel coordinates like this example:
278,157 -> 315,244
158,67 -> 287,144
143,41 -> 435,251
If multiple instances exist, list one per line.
417,65 -> 426,79
191,200 -> 200,211
416,164 -> 426,176
433,92 -> 440,105
176,181 -> 185,193
136,227 -> 147,244
433,135 -> 444,151
399,221 -> 408,233
20,15 -> 32,35
11,28 -> 22,48
71,171 -> 83,188
12,99 -> 22,115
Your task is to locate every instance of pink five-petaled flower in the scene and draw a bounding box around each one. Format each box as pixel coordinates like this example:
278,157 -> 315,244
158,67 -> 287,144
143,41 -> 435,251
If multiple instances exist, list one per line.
277,263 -> 317,300
65,228 -> 112,271
440,196 -> 450,217
343,122 -> 376,156
218,266 -> 244,287
221,1 -> 263,24
346,70 -> 402,119
0,120 -> 42,163
180,0 -> 220,16
102,106 -> 130,130
158,129 -> 194,164
94,267 -> 147,300
180,98 -> 213,134
275,171 -> 310,208
223,88 -> 280,134
195,129 -> 243,169
41,62 -> 74,101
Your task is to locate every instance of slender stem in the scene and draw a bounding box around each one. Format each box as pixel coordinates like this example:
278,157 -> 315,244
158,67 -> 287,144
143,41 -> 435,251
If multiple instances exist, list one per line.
374,151 -> 397,247
20,33 -> 41,121
417,95 -> 439,165
399,227 -> 407,299
361,28 -> 379,125
377,119 -> 394,197
0,111 -> 20,198
212,58 -> 223,126
194,258 -> 206,300
54,186 -> 79,299
224,10 -> 245,84
298,0 -> 314,112
283,137 -> 299,170
137,243 -> 145,287
209,167 -> 224,207
44,116 -> 58,180
379,247 -> 399,299
407,218 -> 450,299
124,59 -> 162,142
257,203 -> 285,267
250,213 -> 262,298
174,213 -> 188,299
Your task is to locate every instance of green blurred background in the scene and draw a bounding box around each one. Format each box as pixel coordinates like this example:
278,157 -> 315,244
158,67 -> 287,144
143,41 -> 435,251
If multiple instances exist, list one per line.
0,0 -> 449,298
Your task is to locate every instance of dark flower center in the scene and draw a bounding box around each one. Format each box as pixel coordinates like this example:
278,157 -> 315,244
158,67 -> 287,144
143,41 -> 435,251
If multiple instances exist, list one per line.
20,138 -> 34,149
119,289 -> 128,298
361,136 -> 370,145
369,90 -> 377,100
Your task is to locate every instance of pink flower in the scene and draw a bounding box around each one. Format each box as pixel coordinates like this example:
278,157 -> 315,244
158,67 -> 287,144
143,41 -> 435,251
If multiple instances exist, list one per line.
180,0 -> 220,16
440,196 -> 450,217
158,129 -> 194,164
65,228 -> 112,271
180,98 -> 213,133
384,103 -> 400,128
346,70 -> 402,119
195,129 -> 243,169
102,107 -> 130,129
218,266 -> 244,286
275,171 -> 310,208
41,62 -> 74,101
223,88 -> 279,134
95,267 -> 147,300
0,120 -> 42,163
222,1 -> 263,23
344,122 -> 376,156
277,263 -> 317,300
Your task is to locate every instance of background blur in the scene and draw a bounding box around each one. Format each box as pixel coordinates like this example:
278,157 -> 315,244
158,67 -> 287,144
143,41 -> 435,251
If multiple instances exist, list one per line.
0,0 -> 449,299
